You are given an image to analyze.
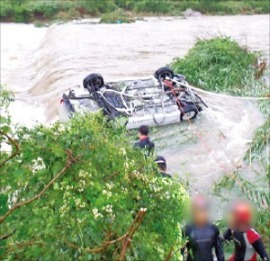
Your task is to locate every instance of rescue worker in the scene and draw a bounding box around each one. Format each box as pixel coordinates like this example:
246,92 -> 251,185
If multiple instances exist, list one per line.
154,156 -> 172,178
182,194 -> 225,261
223,200 -> 269,261
134,125 -> 155,156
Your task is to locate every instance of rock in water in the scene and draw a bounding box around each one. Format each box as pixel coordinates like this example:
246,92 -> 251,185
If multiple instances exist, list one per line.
183,8 -> 202,17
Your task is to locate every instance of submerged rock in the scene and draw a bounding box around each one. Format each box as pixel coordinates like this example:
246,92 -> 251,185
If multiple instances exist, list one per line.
183,8 -> 202,17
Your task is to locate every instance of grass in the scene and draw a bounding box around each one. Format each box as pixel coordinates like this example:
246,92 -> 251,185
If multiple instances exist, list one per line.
100,9 -> 134,24
171,37 -> 269,96
0,0 -> 269,24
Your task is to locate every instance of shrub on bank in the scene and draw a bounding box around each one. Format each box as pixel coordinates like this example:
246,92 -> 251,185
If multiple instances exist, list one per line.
171,37 -> 263,95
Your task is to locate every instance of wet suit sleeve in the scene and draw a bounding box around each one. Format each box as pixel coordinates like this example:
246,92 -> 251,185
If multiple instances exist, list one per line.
252,238 -> 269,261
223,228 -> 232,242
213,225 -> 225,261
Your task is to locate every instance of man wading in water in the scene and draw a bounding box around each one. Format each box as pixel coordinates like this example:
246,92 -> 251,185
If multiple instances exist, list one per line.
154,156 -> 172,178
134,125 -> 155,157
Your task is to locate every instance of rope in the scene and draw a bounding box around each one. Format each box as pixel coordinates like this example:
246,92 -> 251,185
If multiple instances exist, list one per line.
161,78 -> 260,200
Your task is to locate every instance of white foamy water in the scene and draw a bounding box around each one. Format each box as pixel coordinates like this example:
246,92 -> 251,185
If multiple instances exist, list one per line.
1,15 -> 268,189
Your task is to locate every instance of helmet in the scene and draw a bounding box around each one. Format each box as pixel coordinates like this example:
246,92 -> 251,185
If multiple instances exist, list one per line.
232,201 -> 252,225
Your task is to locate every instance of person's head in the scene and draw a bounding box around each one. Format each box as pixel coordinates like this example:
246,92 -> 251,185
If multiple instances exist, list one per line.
191,194 -> 210,226
154,156 -> 167,172
228,200 -> 254,230
138,125 -> 149,139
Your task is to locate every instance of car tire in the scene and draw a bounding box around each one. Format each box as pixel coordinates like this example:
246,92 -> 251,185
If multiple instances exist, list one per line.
154,67 -> 174,82
83,73 -> 104,93
180,105 -> 198,121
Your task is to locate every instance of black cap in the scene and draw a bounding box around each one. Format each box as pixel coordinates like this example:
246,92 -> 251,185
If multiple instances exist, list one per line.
154,156 -> 166,164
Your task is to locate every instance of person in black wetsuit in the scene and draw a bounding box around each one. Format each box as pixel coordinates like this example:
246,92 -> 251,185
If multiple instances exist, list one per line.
182,194 -> 224,261
154,156 -> 172,178
223,200 -> 269,261
134,125 -> 155,157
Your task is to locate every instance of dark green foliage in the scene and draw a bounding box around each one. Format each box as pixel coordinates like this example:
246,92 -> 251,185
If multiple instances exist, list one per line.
134,1 -> 171,14
171,37 -> 261,94
0,0 -> 269,23
80,0 -> 117,16
0,89 -> 187,260
100,9 -> 134,24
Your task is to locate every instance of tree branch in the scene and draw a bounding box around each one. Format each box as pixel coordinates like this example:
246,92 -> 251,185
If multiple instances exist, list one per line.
118,208 -> 147,261
0,150 -> 79,224
0,241 -> 43,253
0,229 -> 16,240
65,208 -> 147,258
163,244 -> 177,261
0,130 -> 20,168
65,232 -> 128,253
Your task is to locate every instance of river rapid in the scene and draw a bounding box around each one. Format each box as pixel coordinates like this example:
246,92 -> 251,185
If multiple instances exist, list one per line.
1,15 -> 269,191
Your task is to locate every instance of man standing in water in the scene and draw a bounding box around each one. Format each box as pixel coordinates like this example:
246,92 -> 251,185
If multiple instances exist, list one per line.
182,194 -> 225,261
154,156 -> 172,178
134,125 -> 155,156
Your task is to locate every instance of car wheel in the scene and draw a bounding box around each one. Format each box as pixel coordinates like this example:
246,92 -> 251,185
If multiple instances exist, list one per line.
83,73 -> 104,93
154,67 -> 174,82
180,105 -> 198,121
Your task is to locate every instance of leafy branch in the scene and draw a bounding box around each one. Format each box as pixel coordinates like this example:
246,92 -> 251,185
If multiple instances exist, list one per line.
65,208 -> 147,259
118,208 -> 147,261
0,229 -> 16,241
0,241 -> 44,253
0,130 -> 20,168
163,244 -> 177,261
0,149 -> 79,224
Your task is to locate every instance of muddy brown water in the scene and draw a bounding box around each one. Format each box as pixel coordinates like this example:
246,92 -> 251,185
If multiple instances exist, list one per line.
1,15 -> 269,192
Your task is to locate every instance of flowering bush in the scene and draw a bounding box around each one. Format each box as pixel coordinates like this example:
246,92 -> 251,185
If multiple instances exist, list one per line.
0,90 -> 188,260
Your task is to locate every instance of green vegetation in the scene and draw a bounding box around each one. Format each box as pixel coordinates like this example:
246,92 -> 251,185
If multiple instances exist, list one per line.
0,0 -> 269,24
171,36 -> 269,253
100,9 -> 134,24
212,102 -> 269,250
0,87 -> 188,260
171,37 -> 269,96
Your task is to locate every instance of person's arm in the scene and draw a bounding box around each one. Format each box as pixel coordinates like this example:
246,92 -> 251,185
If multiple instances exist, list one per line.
252,238 -> 269,261
213,226 -> 225,261
223,228 -> 232,242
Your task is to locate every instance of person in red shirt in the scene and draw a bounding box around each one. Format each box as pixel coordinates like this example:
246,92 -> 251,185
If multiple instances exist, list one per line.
223,200 -> 269,261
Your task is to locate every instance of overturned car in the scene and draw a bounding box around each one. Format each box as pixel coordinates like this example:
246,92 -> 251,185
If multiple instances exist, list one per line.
59,67 -> 208,129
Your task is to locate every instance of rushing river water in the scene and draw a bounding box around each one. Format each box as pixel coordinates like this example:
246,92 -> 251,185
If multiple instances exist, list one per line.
1,15 -> 269,191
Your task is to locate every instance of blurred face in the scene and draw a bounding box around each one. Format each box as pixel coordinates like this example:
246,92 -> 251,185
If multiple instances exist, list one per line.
192,207 -> 209,226
190,194 -> 210,226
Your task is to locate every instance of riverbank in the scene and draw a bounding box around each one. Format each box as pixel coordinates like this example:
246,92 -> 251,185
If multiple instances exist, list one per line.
0,0 -> 269,24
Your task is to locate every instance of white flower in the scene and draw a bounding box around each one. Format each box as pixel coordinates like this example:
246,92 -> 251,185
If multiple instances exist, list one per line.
106,182 -> 114,190
93,208 -> 98,215
75,198 -> 81,206
92,208 -> 103,220
105,205 -> 113,213
78,170 -> 89,178
102,190 -> 112,197
120,148 -> 127,156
